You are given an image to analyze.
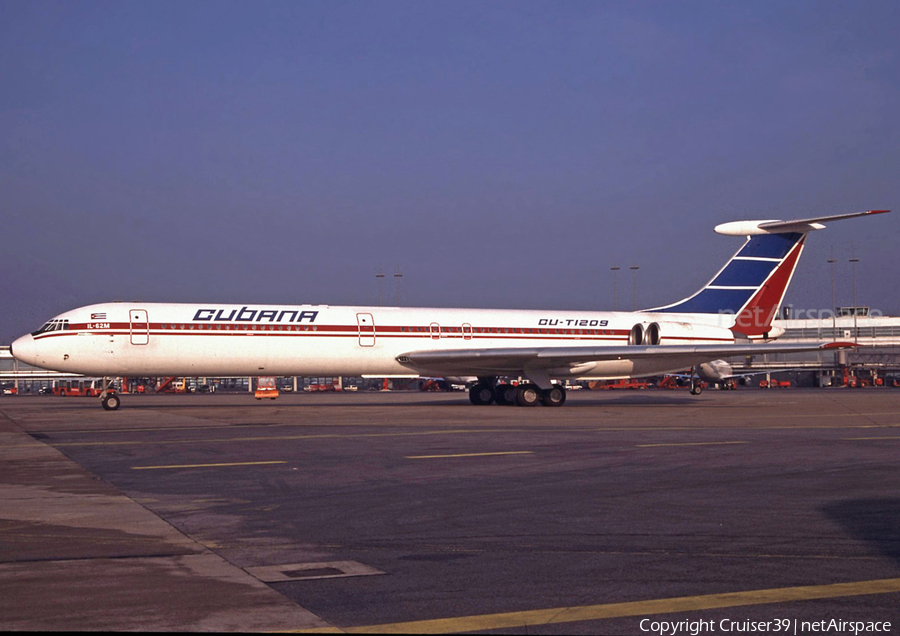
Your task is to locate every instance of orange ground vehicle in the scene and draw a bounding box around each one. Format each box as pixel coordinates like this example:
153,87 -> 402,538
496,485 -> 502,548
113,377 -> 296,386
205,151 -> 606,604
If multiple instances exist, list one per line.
759,379 -> 791,388
588,379 -> 652,390
255,377 -> 279,400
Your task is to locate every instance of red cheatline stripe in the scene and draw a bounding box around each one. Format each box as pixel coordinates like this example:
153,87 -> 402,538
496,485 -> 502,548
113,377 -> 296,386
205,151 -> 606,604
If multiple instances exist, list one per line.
33,329 -> 732,343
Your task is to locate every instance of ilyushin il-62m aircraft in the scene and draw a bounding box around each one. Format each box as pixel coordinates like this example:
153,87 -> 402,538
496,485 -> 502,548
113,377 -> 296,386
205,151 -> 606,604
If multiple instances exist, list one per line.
11,210 -> 889,410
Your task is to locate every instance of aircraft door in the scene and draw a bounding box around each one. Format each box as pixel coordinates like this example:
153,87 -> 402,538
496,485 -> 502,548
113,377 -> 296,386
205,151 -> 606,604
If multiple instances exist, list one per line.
357,313 -> 375,347
462,323 -> 473,340
430,322 -> 441,339
130,309 -> 149,345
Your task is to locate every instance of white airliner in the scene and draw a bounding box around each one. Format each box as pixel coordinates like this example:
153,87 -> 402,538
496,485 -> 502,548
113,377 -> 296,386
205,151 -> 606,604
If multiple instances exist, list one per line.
11,210 -> 888,410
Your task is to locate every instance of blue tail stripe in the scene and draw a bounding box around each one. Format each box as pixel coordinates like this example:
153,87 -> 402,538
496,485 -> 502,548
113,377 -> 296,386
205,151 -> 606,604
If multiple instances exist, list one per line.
655,288 -> 756,314
649,231 -> 806,315
737,233 -> 803,259
711,259 -> 778,287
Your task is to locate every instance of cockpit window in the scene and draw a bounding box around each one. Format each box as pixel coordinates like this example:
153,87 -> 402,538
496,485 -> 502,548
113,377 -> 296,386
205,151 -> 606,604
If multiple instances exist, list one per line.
31,319 -> 70,336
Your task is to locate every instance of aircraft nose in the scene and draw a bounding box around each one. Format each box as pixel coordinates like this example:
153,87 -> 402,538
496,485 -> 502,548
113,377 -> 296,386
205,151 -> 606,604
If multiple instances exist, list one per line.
10,334 -> 37,366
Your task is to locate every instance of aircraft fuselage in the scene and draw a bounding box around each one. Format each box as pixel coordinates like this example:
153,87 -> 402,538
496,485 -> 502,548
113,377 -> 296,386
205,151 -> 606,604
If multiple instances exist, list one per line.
12,302 -> 733,379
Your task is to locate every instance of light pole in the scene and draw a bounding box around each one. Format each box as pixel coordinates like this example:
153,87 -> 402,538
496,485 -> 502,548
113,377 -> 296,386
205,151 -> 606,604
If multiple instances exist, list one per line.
375,267 -> 385,306
827,249 -> 837,342
394,265 -> 403,307
630,266 -> 639,311
610,266 -> 620,310
849,257 -> 859,343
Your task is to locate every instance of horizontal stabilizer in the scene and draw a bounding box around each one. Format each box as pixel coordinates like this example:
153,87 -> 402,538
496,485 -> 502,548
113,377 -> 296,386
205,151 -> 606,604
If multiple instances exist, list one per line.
715,209 -> 889,236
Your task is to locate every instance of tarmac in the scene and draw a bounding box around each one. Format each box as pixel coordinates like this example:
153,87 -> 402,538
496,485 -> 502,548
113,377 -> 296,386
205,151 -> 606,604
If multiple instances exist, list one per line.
1,388 -> 899,633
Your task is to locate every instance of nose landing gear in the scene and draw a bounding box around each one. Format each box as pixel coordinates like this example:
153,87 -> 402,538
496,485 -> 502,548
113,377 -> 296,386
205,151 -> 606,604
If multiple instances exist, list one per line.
99,377 -> 120,410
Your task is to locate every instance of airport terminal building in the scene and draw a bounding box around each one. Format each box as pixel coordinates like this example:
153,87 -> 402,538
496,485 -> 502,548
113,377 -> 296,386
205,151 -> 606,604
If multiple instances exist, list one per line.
728,309 -> 900,387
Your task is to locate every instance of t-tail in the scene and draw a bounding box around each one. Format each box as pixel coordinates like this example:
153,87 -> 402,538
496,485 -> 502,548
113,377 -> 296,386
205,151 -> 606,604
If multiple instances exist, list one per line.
648,210 -> 890,338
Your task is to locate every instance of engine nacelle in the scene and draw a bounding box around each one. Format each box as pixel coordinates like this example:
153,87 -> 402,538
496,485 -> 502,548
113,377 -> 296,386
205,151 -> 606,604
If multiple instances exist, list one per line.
696,360 -> 734,382
643,321 -> 735,345
628,323 -> 645,345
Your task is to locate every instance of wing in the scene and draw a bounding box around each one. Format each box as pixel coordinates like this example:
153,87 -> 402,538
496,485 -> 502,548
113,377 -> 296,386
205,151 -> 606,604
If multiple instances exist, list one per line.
665,367 -> 805,380
396,342 -> 852,385
729,367 -> 807,379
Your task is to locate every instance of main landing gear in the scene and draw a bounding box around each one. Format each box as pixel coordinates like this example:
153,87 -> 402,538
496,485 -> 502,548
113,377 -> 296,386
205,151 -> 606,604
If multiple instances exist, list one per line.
468,379 -> 567,407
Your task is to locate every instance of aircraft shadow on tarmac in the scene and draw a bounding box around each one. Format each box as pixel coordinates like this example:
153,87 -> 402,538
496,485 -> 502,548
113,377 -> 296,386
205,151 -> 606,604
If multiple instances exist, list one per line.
566,393 -> 702,406
822,499 -> 900,563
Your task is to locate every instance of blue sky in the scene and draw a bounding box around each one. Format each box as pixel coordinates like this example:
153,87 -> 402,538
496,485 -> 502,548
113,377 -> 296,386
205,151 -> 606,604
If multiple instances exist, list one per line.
2,1 -> 897,341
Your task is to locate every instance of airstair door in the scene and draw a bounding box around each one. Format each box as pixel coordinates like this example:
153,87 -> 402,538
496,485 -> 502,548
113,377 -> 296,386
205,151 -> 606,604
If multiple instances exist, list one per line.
357,313 -> 375,347
130,309 -> 150,345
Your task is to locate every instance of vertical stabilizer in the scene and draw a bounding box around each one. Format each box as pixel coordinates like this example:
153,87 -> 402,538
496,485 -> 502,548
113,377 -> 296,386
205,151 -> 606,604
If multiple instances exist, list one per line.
648,209 -> 889,337
647,210 -> 890,337
650,232 -> 806,338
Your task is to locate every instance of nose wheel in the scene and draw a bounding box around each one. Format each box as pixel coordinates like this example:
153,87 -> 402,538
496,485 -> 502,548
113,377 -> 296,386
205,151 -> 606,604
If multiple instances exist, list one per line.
99,376 -> 120,410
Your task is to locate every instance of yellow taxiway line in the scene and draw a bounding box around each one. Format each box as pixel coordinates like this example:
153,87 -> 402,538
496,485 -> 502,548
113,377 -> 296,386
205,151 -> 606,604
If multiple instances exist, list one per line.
131,460 -> 287,470
405,451 -> 534,459
843,436 -> 900,441
636,441 -> 749,448
294,577 -> 900,634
